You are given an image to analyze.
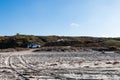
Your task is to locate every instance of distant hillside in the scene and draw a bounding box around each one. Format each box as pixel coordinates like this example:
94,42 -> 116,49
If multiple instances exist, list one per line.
0,34 -> 120,50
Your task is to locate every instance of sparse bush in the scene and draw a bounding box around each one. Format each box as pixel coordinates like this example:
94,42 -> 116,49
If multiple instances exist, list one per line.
104,40 -> 120,47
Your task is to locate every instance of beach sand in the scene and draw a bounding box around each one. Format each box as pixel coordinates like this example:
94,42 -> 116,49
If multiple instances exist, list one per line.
0,50 -> 120,80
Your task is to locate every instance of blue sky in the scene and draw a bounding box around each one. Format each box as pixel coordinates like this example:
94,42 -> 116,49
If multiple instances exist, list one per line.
0,0 -> 120,37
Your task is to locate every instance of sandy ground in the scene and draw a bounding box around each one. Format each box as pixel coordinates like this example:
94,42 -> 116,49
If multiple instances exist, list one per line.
0,50 -> 120,80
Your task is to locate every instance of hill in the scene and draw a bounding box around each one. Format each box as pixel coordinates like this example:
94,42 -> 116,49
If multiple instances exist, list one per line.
0,34 -> 120,52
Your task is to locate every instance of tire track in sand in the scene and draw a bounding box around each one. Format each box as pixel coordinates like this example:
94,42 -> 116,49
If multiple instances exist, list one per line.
19,55 -> 73,80
8,56 -> 29,80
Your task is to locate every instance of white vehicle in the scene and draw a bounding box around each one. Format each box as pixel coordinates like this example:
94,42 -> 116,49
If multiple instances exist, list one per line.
27,43 -> 41,48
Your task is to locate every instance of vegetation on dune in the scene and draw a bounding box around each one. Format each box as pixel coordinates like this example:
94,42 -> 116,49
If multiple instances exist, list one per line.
104,40 -> 120,47
0,34 -> 44,48
0,34 -> 120,52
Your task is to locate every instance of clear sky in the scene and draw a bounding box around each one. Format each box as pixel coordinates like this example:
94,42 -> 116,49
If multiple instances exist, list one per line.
0,0 -> 120,37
